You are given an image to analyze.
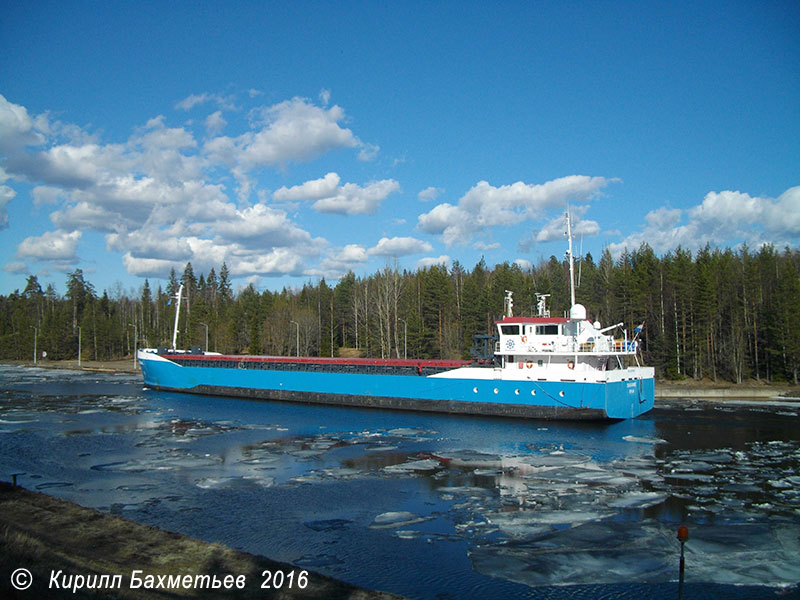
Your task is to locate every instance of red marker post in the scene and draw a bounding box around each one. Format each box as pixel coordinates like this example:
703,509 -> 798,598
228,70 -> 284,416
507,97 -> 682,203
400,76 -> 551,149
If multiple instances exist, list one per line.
677,525 -> 689,599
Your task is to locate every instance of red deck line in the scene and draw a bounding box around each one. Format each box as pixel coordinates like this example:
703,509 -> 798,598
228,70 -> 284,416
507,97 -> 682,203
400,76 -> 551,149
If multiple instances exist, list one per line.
169,354 -> 471,369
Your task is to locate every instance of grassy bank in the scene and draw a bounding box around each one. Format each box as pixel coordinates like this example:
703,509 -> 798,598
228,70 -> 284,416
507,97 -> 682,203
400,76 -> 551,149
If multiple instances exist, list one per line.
0,482 -> 403,599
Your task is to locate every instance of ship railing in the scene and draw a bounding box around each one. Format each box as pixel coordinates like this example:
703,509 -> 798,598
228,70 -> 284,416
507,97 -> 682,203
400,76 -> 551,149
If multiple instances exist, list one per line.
497,339 -> 638,355
612,339 -> 637,353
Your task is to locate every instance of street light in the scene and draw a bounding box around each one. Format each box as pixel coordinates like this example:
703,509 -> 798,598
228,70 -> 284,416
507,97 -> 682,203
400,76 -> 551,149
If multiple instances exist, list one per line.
290,320 -> 299,357
398,318 -> 407,360
199,322 -> 209,352
30,326 -> 37,364
128,323 -> 138,369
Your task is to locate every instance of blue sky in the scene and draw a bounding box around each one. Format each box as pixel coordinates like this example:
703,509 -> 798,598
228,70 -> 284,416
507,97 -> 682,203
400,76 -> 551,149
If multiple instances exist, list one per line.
1,1 -> 798,296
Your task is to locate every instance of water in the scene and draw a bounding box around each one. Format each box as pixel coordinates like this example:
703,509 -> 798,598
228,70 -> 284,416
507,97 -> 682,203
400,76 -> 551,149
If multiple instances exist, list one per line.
1,364 -> 798,599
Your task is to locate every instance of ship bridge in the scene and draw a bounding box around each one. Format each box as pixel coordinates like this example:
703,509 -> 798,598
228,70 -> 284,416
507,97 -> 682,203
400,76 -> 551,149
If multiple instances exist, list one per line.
493,291 -> 641,378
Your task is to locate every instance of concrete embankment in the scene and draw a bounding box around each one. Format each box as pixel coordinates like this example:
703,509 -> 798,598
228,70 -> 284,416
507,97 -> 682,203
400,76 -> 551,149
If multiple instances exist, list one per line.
656,382 -> 798,401
0,482 -> 404,599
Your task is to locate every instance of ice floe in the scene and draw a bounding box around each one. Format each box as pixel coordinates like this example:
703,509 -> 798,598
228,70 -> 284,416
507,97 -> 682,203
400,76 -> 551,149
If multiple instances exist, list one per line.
370,511 -> 434,529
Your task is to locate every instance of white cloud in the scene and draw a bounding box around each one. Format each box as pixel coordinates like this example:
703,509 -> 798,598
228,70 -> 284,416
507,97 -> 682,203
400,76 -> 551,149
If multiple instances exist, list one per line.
136,115 -> 196,148
312,179 -> 400,215
416,202 -> 465,246
17,229 -> 81,262
3,261 -> 28,274
121,253 -> 184,278
204,111 -> 227,136
120,235 -> 312,280
417,255 -> 450,269
0,94 -> 45,152
315,244 -> 370,279
339,244 -> 369,262
275,173 -> 400,215
32,185 -> 63,207
231,247 -> 306,277
206,97 -> 358,169
175,93 -> 211,111
514,258 -> 533,270
418,175 -> 612,246
106,224 -> 194,261
535,209 -> 600,243
0,94 -> 383,283
175,92 -> 235,111
0,185 -> 15,229
608,186 -> 800,257
274,172 -> 341,202
369,236 -> 433,257
418,186 -> 443,201
213,203 -> 323,250
473,241 -> 500,251
770,186 -> 800,235
50,178 -> 232,232
357,142 -> 380,162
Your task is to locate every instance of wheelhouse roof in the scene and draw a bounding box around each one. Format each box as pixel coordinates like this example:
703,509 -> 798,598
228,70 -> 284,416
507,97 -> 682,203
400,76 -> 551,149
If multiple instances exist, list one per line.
496,316 -> 570,325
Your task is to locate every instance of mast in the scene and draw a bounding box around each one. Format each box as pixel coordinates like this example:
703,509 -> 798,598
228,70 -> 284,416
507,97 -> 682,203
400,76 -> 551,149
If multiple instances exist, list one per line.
172,284 -> 183,350
566,211 -> 576,308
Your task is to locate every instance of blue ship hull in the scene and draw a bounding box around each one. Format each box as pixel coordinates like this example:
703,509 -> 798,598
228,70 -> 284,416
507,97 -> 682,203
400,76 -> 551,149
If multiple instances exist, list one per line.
139,353 -> 654,421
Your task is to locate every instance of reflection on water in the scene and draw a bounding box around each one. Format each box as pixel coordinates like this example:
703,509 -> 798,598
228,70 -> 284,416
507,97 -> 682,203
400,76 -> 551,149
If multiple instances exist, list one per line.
1,364 -> 798,600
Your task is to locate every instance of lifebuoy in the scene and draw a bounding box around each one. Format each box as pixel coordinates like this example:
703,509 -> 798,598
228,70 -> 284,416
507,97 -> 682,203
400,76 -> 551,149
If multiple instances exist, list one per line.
567,360 -> 575,370
520,335 -> 527,342
526,361 -> 533,369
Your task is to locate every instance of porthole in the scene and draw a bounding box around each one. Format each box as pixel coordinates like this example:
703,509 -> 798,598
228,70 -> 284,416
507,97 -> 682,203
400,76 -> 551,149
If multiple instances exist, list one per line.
514,389 -> 520,395
531,390 -> 536,396
559,391 -> 565,397
473,387 -> 478,394
493,387 -> 499,394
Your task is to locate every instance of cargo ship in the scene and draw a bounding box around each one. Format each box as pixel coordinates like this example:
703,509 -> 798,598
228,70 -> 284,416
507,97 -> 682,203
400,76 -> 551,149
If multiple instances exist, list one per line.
138,214 -> 654,420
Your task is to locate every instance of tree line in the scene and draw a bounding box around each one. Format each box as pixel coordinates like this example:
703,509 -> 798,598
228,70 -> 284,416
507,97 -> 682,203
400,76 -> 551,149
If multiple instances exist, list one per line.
1,243 -> 798,384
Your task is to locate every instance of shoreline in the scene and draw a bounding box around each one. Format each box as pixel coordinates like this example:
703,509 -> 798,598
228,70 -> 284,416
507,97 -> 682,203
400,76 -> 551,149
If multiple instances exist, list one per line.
3,359 -> 798,401
0,481 -> 403,599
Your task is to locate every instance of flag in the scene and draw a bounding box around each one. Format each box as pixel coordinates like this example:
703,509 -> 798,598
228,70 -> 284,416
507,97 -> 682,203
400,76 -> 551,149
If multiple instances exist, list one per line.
634,322 -> 644,333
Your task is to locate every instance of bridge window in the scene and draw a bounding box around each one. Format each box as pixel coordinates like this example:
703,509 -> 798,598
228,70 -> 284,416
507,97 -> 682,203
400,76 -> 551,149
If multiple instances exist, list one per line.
535,324 -> 559,335
500,325 -> 520,335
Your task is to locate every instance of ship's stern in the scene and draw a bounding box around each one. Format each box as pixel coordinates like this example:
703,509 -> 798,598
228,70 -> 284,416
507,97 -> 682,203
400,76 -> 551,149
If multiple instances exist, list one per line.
604,368 -> 655,419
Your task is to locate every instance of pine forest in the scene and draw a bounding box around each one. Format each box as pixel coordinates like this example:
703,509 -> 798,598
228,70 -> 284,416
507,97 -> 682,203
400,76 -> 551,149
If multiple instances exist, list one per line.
2,243 -> 799,385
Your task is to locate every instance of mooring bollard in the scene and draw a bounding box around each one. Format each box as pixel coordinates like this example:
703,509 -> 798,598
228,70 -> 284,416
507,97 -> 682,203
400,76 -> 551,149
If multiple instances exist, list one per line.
677,524 -> 689,600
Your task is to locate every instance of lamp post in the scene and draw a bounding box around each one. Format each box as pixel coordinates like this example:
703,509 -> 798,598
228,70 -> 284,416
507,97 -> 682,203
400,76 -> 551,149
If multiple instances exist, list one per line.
290,320 -> 300,357
398,318 -> 407,360
199,322 -> 209,352
30,326 -> 37,364
77,325 -> 82,368
128,323 -> 138,369
677,525 -> 689,600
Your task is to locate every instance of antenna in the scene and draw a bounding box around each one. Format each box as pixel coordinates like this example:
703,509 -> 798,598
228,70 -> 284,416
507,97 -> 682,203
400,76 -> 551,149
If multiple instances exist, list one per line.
577,233 -> 583,288
565,211 -> 576,307
172,284 -> 183,350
